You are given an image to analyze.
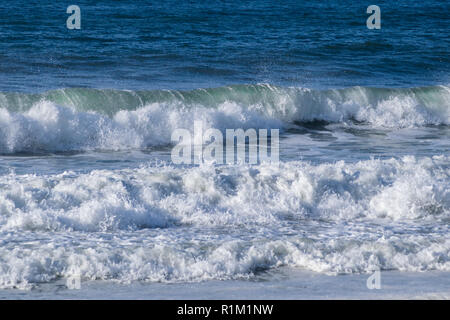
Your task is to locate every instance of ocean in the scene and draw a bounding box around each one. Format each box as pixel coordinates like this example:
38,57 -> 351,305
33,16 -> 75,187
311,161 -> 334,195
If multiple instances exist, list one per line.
0,0 -> 449,299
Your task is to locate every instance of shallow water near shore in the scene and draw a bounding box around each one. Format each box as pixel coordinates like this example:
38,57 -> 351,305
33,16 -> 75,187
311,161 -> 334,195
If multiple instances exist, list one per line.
1,269 -> 449,300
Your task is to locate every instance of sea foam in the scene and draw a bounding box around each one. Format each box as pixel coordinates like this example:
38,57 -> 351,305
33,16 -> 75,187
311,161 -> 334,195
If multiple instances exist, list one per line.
0,85 -> 449,153
0,156 -> 448,288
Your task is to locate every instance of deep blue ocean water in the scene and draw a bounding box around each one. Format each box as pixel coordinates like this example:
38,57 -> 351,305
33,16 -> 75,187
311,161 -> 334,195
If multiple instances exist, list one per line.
0,0 -> 449,91
0,1 -> 448,297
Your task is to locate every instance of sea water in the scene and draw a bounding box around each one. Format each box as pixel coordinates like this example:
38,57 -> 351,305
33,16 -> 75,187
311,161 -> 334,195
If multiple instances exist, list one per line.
0,0 -> 448,298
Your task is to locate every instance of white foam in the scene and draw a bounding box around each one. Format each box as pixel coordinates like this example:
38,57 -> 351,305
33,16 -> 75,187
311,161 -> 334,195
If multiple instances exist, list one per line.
0,233 -> 448,290
1,156 -> 447,232
1,85 -> 449,153
0,156 -> 448,288
0,100 -> 282,153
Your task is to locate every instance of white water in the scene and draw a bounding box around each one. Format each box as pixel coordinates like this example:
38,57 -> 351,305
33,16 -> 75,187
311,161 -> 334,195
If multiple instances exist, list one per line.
0,85 -> 449,153
0,85 -> 448,297
0,157 -> 448,290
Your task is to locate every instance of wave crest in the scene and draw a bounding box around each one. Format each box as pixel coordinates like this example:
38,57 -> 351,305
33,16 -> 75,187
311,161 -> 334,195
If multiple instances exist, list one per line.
0,84 -> 449,152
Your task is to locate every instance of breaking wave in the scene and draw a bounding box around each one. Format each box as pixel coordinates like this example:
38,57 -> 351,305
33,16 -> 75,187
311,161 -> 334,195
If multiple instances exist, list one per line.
0,84 -> 449,153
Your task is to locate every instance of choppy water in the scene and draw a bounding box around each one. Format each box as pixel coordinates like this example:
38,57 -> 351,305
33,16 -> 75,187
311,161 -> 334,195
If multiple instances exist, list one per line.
0,1 -> 449,294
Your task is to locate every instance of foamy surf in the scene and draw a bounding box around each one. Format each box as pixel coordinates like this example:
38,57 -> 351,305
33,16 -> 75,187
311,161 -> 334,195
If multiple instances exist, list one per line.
0,156 -> 448,289
0,85 -> 449,153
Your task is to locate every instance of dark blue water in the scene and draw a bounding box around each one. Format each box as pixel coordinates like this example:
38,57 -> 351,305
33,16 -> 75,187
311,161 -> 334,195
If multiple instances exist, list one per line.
0,0 -> 449,92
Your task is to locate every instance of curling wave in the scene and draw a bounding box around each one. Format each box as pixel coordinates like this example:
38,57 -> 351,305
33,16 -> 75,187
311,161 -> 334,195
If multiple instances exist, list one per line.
0,84 -> 449,152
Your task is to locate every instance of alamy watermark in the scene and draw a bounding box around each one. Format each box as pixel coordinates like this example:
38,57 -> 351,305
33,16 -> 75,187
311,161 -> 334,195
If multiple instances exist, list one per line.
367,5 -> 381,29
171,121 -> 279,165
67,5 -> 81,30
366,270 -> 381,290
66,274 -> 81,290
